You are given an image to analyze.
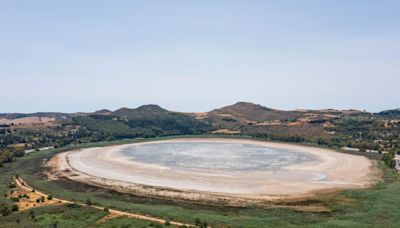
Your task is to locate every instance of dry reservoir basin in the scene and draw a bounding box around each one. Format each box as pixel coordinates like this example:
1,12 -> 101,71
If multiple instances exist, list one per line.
57,138 -> 376,198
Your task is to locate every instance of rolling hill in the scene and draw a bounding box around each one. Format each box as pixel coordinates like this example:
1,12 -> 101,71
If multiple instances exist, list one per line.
0,102 -> 398,153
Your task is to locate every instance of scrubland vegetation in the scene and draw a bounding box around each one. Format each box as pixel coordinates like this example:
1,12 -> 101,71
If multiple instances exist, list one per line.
0,103 -> 399,227
0,137 -> 398,227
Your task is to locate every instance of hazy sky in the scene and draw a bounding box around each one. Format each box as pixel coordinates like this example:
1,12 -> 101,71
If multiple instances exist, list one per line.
1,1 -> 399,113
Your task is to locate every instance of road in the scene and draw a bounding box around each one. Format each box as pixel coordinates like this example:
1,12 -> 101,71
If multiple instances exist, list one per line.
14,177 -> 195,227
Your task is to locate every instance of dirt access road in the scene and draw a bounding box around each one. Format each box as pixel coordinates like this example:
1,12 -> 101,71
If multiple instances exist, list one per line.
13,177 -> 195,227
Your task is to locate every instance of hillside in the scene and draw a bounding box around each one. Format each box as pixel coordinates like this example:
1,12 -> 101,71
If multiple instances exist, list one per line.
72,105 -> 213,140
111,105 -> 169,117
209,102 -> 302,122
378,108 -> 400,117
197,102 -> 358,142
0,102 -> 399,155
1,103 -> 398,227
0,112 -> 70,121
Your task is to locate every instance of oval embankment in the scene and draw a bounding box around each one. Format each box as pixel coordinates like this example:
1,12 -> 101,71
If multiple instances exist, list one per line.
48,138 -> 379,204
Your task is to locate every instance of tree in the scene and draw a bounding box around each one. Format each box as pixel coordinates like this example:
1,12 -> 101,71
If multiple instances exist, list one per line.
198,220 -> 208,228
0,204 -> 13,216
382,151 -> 396,168
195,218 -> 201,226
11,204 -> 18,212
29,210 -> 36,219
389,159 -> 397,169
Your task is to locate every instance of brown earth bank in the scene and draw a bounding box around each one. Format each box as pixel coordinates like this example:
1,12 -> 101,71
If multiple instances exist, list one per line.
46,138 -> 380,208
8,177 -> 67,211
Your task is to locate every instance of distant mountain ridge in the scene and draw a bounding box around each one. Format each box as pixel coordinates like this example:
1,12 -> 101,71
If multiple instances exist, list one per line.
94,109 -> 112,115
0,112 -> 70,120
1,102 -> 398,154
0,102 -> 398,120
378,108 -> 400,116
112,105 -> 169,117
209,102 -> 303,122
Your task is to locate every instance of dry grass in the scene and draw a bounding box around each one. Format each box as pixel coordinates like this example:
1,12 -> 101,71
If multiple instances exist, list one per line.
8,178 -> 65,210
10,177 -> 195,227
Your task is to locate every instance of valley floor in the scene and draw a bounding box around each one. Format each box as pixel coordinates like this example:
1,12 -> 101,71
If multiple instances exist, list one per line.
1,137 -> 399,227
48,138 -> 379,206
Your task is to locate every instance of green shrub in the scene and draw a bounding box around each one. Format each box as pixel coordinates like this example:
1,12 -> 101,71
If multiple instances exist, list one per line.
11,204 -> 18,211
10,197 -> 19,202
29,210 -> 35,219
0,204 -> 14,216
195,218 -> 201,226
